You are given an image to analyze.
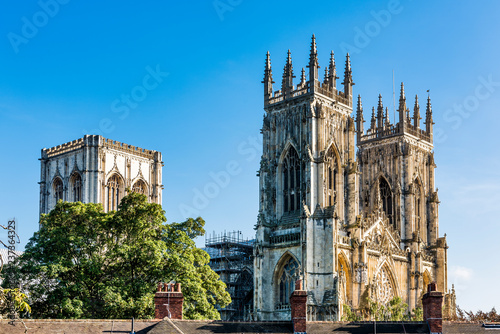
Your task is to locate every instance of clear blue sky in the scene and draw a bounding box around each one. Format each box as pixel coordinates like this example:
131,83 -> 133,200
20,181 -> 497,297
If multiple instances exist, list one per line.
1,0 -> 499,312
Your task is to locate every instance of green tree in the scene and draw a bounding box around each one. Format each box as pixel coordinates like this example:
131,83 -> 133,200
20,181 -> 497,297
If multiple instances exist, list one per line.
2,192 -> 229,319
366,297 -> 417,321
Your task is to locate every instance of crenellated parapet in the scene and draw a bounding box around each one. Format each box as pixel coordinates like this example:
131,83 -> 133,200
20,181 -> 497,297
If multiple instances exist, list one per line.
356,83 -> 434,145
263,35 -> 354,108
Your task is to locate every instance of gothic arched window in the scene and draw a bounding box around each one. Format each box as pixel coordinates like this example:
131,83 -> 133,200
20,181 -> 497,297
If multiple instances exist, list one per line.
53,177 -> 64,203
106,174 -> 123,212
275,256 -> 300,309
132,180 -> 148,195
283,147 -> 301,213
325,147 -> 338,207
379,178 -> 394,227
70,173 -> 82,202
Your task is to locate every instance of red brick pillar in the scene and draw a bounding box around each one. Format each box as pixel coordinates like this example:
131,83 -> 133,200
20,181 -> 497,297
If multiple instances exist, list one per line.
422,281 -> 443,334
290,279 -> 307,334
154,282 -> 184,320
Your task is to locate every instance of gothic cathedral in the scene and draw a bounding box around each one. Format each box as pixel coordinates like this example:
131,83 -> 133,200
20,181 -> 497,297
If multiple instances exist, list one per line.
253,36 -> 449,321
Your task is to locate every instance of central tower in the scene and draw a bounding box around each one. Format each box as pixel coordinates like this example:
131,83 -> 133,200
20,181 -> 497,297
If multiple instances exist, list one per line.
254,35 -> 357,320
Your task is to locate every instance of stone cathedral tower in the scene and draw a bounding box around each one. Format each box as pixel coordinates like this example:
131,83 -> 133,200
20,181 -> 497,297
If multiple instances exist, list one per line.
253,36 -> 449,321
39,135 -> 162,215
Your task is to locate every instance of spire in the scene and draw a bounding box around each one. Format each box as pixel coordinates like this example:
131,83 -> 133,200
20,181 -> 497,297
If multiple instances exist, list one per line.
385,107 -> 390,127
398,82 -> 407,129
262,51 -> 274,105
323,67 -> 329,85
356,95 -> 364,141
307,34 -> 319,89
343,53 -> 354,98
377,94 -> 384,129
413,94 -> 421,128
425,94 -> 434,137
281,49 -> 295,99
300,67 -> 306,86
370,107 -> 376,130
328,51 -> 337,89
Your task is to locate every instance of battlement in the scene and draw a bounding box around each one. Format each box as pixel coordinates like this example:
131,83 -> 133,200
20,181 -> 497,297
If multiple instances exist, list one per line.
42,135 -> 160,160
263,35 -> 354,108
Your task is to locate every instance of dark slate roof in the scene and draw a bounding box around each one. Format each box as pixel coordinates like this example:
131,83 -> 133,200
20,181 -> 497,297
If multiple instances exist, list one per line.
443,321 -> 499,333
307,321 -> 429,334
0,319 -> 159,334
148,320 -> 293,334
150,320 -> 430,334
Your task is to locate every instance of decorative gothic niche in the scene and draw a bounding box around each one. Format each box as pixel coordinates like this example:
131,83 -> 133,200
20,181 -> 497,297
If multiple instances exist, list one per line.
274,254 -> 300,310
106,174 -> 124,212
70,172 -> 82,202
282,147 -> 301,213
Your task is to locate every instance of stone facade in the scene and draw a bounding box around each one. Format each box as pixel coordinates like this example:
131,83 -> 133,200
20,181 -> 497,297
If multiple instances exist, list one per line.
254,36 -> 449,321
39,135 -> 162,214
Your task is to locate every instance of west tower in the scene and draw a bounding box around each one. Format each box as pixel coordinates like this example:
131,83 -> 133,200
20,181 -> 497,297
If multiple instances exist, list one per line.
255,35 -> 357,321
254,36 -> 449,321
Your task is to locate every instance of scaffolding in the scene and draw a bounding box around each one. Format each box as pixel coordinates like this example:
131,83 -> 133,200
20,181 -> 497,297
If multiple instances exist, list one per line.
204,230 -> 255,321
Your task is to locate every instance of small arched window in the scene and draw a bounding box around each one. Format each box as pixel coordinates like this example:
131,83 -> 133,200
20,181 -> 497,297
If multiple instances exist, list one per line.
132,179 -> 147,195
276,256 -> 300,309
106,174 -> 123,212
379,178 -> 394,227
70,173 -> 82,202
283,147 -> 301,213
53,177 -> 64,203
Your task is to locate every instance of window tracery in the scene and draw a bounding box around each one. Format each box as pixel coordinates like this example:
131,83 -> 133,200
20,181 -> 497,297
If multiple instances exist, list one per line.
132,179 -> 147,195
70,173 -> 82,202
106,174 -> 123,212
53,178 -> 63,203
375,266 -> 394,304
379,178 -> 394,227
275,256 -> 300,309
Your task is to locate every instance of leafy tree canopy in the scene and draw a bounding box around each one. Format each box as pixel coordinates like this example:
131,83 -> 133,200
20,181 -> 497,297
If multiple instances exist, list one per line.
2,192 -> 230,319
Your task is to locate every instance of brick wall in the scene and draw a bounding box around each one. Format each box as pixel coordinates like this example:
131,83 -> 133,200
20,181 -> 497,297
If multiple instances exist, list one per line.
290,279 -> 307,334
422,281 -> 444,334
154,283 -> 184,320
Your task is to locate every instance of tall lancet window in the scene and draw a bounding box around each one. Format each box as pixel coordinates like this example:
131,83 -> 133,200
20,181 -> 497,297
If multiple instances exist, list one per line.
53,177 -> 64,203
379,178 -> 394,227
283,147 -> 301,212
414,181 -> 425,243
326,147 -> 338,207
70,173 -> 82,202
107,174 -> 123,212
